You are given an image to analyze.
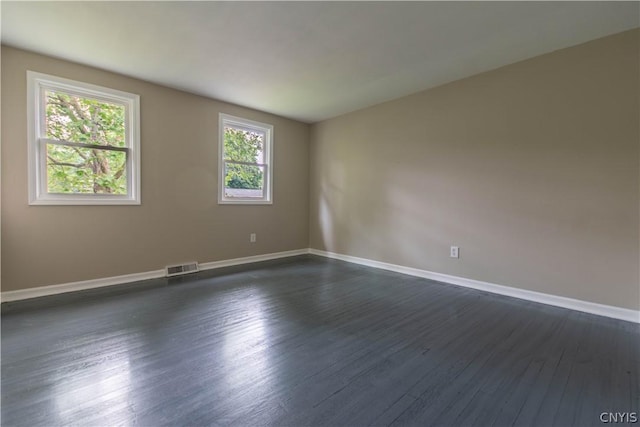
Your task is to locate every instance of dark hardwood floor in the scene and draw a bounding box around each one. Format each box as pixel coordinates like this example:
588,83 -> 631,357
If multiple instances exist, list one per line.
2,255 -> 638,426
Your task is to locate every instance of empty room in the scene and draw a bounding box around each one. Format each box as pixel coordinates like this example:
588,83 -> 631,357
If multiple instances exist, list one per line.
1,1 -> 639,426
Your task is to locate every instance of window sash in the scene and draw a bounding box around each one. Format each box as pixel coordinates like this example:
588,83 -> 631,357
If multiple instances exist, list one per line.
224,159 -> 266,168
40,87 -> 130,149
39,139 -> 132,197
41,138 -> 129,153
222,160 -> 268,198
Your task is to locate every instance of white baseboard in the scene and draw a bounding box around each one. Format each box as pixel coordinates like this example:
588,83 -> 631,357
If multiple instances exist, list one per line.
199,249 -> 308,271
0,269 -> 165,303
0,249 -> 309,303
309,248 -> 640,324
3,247 -> 638,324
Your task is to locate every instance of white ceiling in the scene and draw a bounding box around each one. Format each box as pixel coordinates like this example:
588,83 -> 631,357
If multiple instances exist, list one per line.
2,1 -> 638,123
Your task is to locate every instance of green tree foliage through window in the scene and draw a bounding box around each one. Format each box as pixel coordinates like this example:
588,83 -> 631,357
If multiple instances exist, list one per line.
223,127 -> 264,190
45,91 -> 127,194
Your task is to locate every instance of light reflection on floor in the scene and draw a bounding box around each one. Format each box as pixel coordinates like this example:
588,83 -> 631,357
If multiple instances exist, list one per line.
53,348 -> 133,425
219,288 -> 275,416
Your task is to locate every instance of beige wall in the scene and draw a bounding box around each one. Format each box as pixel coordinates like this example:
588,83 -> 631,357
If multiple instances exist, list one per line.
1,46 -> 310,292
3,30 -> 639,310
309,30 -> 640,310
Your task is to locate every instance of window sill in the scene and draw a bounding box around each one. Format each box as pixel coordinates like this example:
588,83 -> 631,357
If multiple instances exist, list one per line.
29,196 -> 141,206
218,199 -> 273,205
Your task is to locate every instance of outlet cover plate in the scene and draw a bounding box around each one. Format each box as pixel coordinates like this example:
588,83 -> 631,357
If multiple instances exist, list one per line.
450,246 -> 459,258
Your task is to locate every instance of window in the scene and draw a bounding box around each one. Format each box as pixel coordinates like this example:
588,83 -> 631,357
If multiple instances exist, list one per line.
218,113 -> 273,204
27,71 -> 140,205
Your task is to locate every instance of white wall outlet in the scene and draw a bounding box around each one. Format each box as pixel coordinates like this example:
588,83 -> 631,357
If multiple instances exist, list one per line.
450,246 -> 459,258
250,233 -> 257,243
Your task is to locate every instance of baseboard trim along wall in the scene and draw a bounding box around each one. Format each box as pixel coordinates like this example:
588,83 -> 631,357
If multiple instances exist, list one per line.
0,249 -> 308,303
308,249 -> 640,324
2,247 -> 638,323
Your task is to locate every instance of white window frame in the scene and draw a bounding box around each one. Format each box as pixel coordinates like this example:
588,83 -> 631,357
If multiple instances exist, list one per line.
27,71 -> 141,205
218,113 -> 273,205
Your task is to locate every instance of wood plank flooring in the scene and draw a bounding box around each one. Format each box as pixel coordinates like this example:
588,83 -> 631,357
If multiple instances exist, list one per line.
2,255 -> 638,426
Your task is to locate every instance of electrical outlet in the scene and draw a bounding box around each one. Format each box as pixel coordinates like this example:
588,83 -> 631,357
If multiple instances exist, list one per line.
250,233 -> 256,243
450,246 -> 459,259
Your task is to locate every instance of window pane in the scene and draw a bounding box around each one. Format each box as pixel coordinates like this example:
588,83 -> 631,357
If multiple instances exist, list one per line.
224,163 -> 265,198
46,144 -> 127,194
223,126 -> 264,163
45,90 -> 126,147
